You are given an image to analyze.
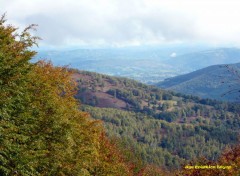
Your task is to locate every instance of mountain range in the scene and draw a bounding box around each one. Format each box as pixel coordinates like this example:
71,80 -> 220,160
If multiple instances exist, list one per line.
164,48 -> 240,71
157,63 -> 240,102
35,47 -> 240,84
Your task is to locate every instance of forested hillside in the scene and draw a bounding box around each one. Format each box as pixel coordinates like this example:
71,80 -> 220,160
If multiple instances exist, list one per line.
72,69 -> 240,172
1,17 -> 239,175
157,63 -> 240,101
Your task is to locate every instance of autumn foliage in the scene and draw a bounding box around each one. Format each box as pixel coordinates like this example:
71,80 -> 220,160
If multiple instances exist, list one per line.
0,15 -> 132,175
1,14 -> 239,176
176,144 -> 240,176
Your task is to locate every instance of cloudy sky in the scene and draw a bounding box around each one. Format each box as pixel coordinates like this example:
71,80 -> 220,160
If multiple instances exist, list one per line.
1,0 -> 240,48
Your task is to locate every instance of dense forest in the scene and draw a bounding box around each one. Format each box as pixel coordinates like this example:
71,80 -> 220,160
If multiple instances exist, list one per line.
72,69 -> 240,171
0,16 -> 239,175
156,63 -> 240,101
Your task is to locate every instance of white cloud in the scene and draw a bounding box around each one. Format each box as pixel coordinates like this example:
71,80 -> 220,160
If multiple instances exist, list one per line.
1,0 -> 240,47
170,52 -> 177,58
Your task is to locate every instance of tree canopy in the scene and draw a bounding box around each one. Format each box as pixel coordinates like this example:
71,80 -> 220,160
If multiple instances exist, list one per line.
0,15 -> 133,176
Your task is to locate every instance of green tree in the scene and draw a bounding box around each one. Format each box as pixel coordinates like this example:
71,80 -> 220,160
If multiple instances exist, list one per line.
0,14 -> 40,175
0,16 -> 131,176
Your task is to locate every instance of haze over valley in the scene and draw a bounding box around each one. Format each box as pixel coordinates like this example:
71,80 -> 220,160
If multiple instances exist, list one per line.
35,47 -> 240,85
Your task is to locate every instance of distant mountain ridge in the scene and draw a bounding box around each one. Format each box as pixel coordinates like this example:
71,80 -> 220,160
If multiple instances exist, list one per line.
35,47 -> 240,84
156,63 -> 240,101
165,48 -> 240,71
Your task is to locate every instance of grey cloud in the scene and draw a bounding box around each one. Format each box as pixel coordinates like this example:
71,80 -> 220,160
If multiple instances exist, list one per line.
3,0 -> 232,47
14,0 -> 199,46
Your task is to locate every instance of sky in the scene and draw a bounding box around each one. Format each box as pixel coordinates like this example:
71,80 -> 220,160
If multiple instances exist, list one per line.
1,0 -> 240,48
